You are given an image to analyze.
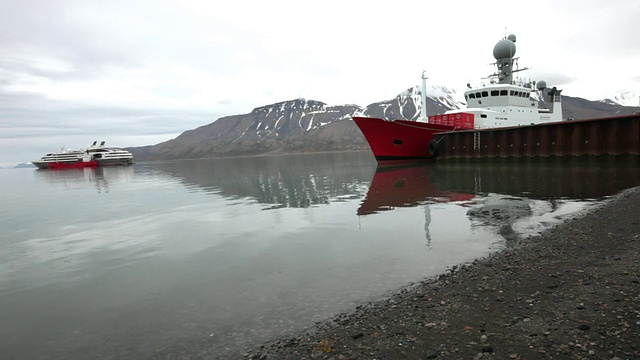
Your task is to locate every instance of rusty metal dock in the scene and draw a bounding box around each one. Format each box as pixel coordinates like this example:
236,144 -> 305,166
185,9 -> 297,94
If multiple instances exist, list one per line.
434,114 -> 640,159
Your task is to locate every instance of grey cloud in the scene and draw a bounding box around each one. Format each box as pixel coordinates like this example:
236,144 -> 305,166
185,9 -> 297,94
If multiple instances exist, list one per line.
539,73 -> 576,87
0,90 -> 222,139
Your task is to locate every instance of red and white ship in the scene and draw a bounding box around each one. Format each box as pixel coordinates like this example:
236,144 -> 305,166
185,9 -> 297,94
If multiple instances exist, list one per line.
353,34 -> 564,162
32,141 -> 133,170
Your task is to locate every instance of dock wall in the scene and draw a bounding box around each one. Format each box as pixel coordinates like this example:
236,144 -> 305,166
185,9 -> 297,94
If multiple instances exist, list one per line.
434,114 -> 640,159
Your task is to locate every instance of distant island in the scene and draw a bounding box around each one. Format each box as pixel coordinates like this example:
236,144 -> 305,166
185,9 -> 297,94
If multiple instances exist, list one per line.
14,163 -> 36,169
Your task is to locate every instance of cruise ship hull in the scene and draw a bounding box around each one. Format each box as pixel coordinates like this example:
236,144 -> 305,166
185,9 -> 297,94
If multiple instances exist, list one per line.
49,161 -> 98,170
95,158 -> 133,166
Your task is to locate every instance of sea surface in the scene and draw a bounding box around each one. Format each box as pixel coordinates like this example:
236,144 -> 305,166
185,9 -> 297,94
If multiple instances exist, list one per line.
1,152 -> 639,359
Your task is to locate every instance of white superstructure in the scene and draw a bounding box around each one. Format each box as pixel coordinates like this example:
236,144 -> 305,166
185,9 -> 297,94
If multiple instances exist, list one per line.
433,34 -> 564,129
85,141 -> 134,166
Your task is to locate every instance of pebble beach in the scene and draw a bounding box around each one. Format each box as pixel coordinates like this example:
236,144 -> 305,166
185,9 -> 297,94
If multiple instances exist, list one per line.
244,187 -> 640,360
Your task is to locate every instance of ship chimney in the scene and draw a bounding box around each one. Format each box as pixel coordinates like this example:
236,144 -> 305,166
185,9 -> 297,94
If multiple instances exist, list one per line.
537,81 -> 564,121
547,87 -> 563,121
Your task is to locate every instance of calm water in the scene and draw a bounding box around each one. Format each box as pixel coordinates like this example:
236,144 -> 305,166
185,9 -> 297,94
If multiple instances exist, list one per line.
1,153 -> 639,359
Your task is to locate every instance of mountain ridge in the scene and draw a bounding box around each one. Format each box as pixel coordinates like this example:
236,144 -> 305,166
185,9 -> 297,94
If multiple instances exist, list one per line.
128,86 -> 640,162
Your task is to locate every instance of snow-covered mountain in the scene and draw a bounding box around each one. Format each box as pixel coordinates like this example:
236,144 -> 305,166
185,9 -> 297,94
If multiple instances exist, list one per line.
600,91 -> 640,107
360,84 -> 465,122
129,85 -> 464,161
128,85 -> 640,161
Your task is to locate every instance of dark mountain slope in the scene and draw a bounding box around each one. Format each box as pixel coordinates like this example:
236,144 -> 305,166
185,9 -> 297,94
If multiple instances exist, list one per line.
128,88 -> 639,162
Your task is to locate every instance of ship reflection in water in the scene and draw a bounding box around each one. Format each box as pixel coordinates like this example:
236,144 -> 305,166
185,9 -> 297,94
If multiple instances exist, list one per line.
358,157 -> 640,247
35,165 -> 135,193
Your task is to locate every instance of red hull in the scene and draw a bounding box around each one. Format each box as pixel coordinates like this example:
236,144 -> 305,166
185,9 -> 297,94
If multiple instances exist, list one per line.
49,161 -> 98,170
353,117 -> 457,161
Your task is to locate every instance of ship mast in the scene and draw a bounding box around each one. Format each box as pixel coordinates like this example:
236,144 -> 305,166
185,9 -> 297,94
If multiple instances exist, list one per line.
489,34 -> 528,84
419,70 -> 428,122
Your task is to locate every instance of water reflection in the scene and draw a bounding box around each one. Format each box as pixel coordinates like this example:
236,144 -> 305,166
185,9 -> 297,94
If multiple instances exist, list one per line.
35,166 -> 134,193
359,157 -> 640,246
5,154 -> 639,359
150,152 -> 376,209
430,157 -> 640,200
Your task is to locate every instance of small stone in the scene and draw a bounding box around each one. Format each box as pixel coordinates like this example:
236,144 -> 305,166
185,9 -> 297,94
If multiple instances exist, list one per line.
352,332 -> 364,340
577,324 -> 591,331
426,350 -> 440,359
481,346 -> 494,353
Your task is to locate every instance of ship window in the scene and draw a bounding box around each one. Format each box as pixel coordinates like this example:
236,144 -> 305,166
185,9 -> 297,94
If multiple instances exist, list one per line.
469,93 -> 475,99
491,90 -> 499,96
475,92 -> 481,98
481,91 -> 488,97
500,90 -> 508,96
510,90 -> 515,95
480,114 -> 487,118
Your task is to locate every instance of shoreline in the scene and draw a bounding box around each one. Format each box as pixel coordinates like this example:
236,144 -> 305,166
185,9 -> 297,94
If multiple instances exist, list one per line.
244,187 -> 640,359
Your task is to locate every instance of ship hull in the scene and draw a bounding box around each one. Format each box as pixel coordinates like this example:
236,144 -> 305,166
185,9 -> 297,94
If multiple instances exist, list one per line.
32,161 -> 50,170
353,117 -> 457,161
48,161 -> 98,170
95,158 -> 133,166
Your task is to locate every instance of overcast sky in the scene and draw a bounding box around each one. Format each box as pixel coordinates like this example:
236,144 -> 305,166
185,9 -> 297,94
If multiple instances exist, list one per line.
1,0 -> 639,166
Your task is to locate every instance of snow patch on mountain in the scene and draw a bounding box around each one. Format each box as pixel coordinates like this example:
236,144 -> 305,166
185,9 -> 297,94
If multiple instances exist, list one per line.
397,83 -> 467,111
599,91 -> 640,107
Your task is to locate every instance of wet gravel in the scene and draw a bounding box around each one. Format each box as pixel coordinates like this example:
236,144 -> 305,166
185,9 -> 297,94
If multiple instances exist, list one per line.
242,187 -> 640,360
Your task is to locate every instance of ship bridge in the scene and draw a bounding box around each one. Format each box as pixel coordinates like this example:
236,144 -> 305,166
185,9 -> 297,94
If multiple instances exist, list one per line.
464,84 -> 534,108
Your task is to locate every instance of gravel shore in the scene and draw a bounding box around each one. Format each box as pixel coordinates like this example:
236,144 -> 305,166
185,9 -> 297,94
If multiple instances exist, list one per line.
244,187 -> 640,360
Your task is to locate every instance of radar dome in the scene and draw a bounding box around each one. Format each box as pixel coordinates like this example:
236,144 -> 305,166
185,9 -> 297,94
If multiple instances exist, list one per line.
507,34 -> 516,42
536,80 -> 547,90
493,39 -> 516,60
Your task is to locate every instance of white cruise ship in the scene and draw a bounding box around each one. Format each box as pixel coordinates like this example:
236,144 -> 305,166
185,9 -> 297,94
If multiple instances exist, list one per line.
32,141 -> 133,169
